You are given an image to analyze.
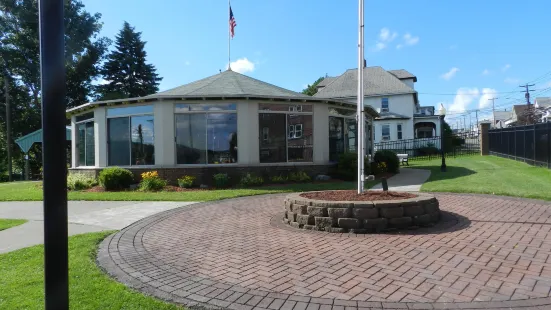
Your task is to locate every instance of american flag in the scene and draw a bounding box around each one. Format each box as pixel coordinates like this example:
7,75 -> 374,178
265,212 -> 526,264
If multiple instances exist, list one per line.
229,6 -> 236,38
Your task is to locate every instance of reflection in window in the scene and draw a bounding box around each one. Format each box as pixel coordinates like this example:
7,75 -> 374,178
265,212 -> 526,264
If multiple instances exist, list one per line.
107,115 -> 155,166
287,114 -> 312,162
77,121 -> 95,166
175,109 -> 237,164
259,103 -> 312,112
175,103 -> 236,113
382,124 -> 390,141
259,113 -> 287,163
329,117 -> 358,161
107,105 -> 153,117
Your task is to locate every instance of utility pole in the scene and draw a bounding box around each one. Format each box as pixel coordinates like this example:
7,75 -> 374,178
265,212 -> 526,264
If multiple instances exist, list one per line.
475,110 -> 479,132
519,84 -> 536,124
4,72 -> 11,182
462,115 -> 466,132
488,98 -> 498,128
520,83 -> 536,105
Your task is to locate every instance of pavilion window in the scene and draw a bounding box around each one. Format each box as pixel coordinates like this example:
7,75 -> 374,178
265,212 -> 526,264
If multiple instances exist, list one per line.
107,105 -> 155,166
76,112 -> 95,167
174,103 -> 237,165
258,103 -> 313,163
328,106 -> 357,162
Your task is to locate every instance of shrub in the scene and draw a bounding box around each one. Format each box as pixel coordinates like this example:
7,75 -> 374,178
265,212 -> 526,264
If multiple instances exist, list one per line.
372,162 -> 388,175
98,167 -> 134,190
333,152 -> 371,181
239,173 -> 264,187
213,173 -> 230,188
288,171 -> 311,183
0,172 -> 8,183
67,173 -> 97,191
177,175 -> 196,188
139,171 -> 167,192
270,175 -> 288,184
373,150 -> 400,173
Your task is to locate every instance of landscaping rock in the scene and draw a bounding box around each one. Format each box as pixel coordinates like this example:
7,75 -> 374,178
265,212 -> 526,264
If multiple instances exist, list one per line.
363,218 -> 388,232
328,207 -> 351,219
424,202 -> 440,214
338,218 -> 360,229
413,214 -> 432,226
315,174 -> 331,181
303,225 -> 314,230
293,204 -> 308,215
379,206 -> 404,218
290,222 -> 301,229
283,218 -> 290,225
288,212 -> 296,222
352,207 -> 379,219
315,217 -> 336,230
404,205 -> 425,217
389,217 -> 413,229
284,200 -> 292,212
307,206 -> 327,217
296,214 -> 314,226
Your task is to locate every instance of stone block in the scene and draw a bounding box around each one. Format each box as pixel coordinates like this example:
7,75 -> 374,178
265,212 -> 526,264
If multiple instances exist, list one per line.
315,217 -> 336,230
389,217 -> 413,229
338,218 -> 360,229
424,202 -> 440,214
413,214 -> 432,227
307,206 -> 327,217
363,218 -> 388,232
284,199 -> 292,211
328,227 -> 346,233
283,218 -> 290,225
296,214 -> 314,226
293,204 -> 308,215
352,207 -> 379,220
328,207 -> 351,219
288,212 -> 296,222
349,229 -> 367,234
404,205 -> 425,217
379,206 -> 404,218
290,222 -> 302,229
303,225 -> 315,230
429,211 -> 440,222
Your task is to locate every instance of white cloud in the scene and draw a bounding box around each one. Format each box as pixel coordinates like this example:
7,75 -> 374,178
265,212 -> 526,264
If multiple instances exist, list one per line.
478,88 -> 498,109
441,67 -> 460,80
448,88 -> 480,113
502,64 -> 511,72
373,28 -> 397,51
227,57 -> 255,74
482,69 -> 490,75
504,77 -> 520,84
403,33 -> 419,46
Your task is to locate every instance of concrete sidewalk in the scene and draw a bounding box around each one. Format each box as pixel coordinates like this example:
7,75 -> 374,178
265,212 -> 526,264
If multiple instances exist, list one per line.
371,167 -> 431,192
0,201 -> 195,254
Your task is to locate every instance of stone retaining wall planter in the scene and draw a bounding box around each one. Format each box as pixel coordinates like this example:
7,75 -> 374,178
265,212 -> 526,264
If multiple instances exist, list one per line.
284,191 -> 440,233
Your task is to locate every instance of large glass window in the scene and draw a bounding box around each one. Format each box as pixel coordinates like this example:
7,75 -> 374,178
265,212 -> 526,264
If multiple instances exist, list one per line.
381,124 -> 391,141
77,121 -> 95,166
381,98 -> 389,112
329,116 -> 357,161
107,106 -> 154,166
259,104 -> 313,163
175,104 -> 237,164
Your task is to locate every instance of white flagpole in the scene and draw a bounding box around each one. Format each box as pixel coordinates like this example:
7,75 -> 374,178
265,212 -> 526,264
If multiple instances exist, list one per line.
357,0 -> 365,193
228,0 -> 231,70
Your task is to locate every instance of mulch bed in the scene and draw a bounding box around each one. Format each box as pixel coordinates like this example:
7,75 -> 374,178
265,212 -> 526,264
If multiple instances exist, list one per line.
300,190 -> 417,201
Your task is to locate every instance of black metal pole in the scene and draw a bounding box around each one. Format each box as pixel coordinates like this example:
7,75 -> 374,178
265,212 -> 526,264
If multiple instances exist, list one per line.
39,0 -> 68,309
441,115 -> 446,172
4,72 -> 12,181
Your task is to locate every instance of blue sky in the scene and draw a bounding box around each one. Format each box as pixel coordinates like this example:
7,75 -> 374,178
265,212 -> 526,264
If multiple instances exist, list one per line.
83,0 -> 551,126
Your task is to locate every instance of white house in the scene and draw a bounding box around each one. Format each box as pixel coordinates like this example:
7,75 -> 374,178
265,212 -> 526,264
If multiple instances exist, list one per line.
535,97 -> 551,123
314,67 -> 442,145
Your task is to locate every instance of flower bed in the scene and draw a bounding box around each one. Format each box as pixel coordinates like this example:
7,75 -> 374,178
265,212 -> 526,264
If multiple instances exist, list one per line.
284,191 -> 440,233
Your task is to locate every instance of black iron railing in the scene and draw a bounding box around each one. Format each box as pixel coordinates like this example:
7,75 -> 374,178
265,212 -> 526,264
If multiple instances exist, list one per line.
374,131 -> 480,161
489,122 -> 551,168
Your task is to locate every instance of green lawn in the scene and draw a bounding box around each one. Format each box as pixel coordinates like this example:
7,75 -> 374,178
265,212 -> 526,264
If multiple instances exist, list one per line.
0,232 -> 183,309
0,219 -> 27,231
0,180 -> 379,202
410,155 -> 551,200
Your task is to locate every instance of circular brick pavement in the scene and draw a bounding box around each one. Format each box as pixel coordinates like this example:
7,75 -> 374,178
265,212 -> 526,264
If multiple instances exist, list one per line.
98,193 -> 551,309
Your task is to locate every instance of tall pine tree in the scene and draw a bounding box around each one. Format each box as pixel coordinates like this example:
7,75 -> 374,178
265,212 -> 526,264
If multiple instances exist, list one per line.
97,22 -> 162,100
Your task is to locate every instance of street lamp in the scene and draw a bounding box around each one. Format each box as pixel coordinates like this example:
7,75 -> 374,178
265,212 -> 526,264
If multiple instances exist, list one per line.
439,104 -> 447,172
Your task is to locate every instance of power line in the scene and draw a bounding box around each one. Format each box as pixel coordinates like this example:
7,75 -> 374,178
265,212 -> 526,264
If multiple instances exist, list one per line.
519,83 -> 536,105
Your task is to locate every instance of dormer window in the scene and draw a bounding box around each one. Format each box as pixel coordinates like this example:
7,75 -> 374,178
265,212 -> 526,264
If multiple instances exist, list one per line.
381,98 -> 389,112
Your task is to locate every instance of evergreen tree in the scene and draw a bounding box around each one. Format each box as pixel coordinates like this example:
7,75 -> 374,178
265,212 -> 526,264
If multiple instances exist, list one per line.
302,76 -> 324,96
97,22 -> 162,100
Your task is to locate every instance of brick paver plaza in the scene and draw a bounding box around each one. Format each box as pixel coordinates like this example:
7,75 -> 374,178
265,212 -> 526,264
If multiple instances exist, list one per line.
98,193 -> 551,309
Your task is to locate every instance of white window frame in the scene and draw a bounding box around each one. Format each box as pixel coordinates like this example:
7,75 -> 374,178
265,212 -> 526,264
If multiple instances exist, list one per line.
397,123 -> 403,140
381,98 -> 389,112
381,124 -> 391,141
294,124 -> 303,138
288,125 -> 295,139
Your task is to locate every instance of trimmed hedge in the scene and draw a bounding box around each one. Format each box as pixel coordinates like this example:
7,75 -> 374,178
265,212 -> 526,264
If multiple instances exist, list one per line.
98,167 -> 134,190
373,150 -> 400,173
